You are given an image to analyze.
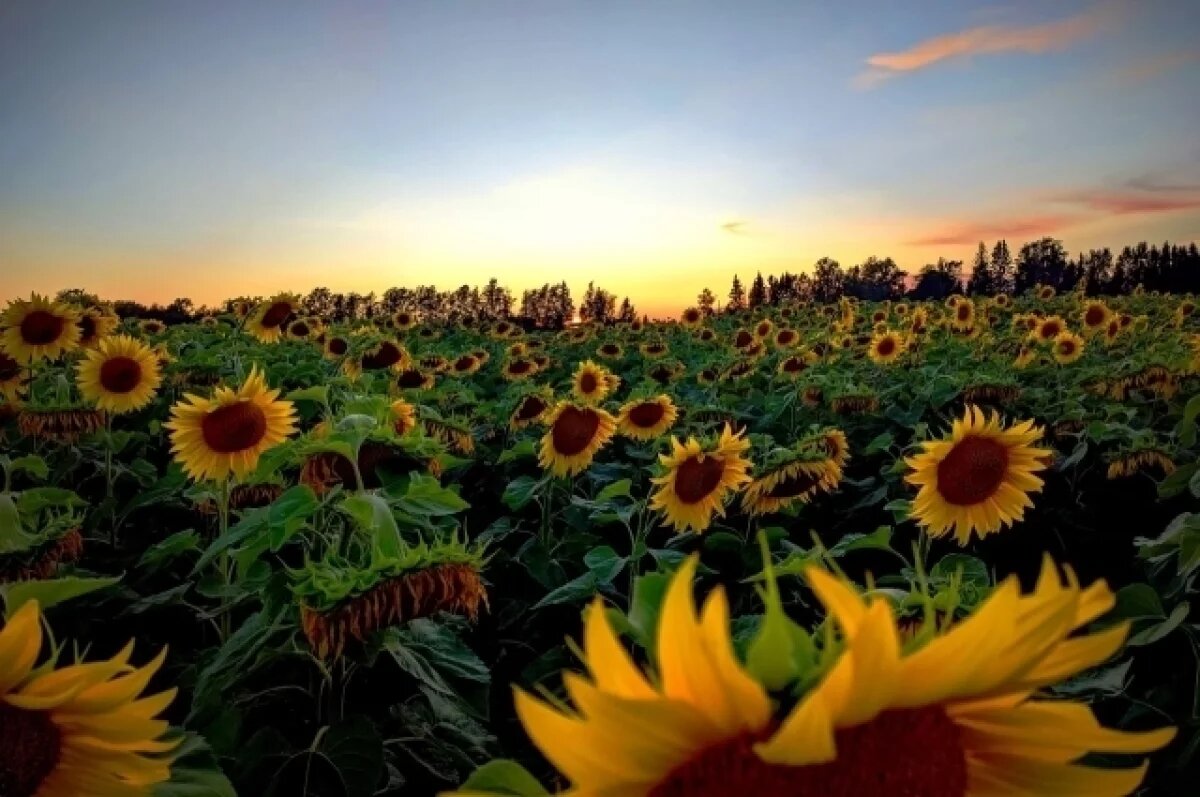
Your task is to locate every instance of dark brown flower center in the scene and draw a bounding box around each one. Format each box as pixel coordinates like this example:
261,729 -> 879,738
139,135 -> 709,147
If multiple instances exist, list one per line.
956,304 -> 970,321
782,357 -> 805,373
327,337 -> 348,355
876,338 -> 896,356
648,707 -> 966,797
362,342 -> 404,370
1084,307 -> 1105,325
628,401 -> 666,428
396,313 -> 413,326
601,344 -> 620,356
551,406 -> 600,456
756,323 -> 770,336
454,356 -> 476,371
0,352 -> 20,380
290,322 -> 309,337
937,435 -> 1009,505
1057,339 -> 1076,356
1039,321 -> 1061,339
99,356 -> 143,394
396,369 -> 428,388
777,331 -> 795,345
201,401 -> 268,453
579,372 -> 599,394
516,396 -> 548,422
0,702 -> 63,797
673,455 -> 727,504
260,301 -> 293,328
77,314 -> 97,342
507,360 -> 533,375
735,330 -> 753,347
19,310 -> 65,346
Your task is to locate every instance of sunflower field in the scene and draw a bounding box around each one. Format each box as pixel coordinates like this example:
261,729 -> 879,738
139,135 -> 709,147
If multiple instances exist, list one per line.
1,286 -> 1199,796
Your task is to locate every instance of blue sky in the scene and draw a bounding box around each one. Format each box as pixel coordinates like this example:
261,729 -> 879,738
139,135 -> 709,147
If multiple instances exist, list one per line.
2,0 -> 1197,314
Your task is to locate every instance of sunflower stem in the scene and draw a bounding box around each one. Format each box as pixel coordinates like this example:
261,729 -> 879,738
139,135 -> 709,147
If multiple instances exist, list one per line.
216,478 -> 233,641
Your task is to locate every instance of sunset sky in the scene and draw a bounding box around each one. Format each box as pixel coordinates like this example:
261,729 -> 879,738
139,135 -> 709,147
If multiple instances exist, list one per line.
2,0 -> 1198,317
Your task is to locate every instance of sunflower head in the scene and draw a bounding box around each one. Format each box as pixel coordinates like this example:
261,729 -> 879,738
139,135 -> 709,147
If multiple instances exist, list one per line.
867,330 -> 905,365
502,357 -> 540,381
449,354 -> 481,376
1031,315 -> 1067,343
680,307 -> 703,327
1052,330 -> 1085,364
393,310 -> 418,330
950,300 -> 975,330
1037,284 -> 1057,300
1080,300 -> 1111,332
165,365 -> 297,482
596,341 -> 624,359
572,360 -> 619,403
76,334 -> 162,414
390,398 -> 418,436
288,318 -> 315,339
742,441 -> 841,516
905,405 -> 1050,544
324,335 -> 350,359
640,341 -> 669,358
650,424 -> 752,533
1,294 -> 81,363
617,393 -> 678,441
246,293 -> 300,343
395,367 -> 435,391
509,387 -> 554,430
538,401 -> 617,477
773,327 -> 799,349
75,306 -> 119,348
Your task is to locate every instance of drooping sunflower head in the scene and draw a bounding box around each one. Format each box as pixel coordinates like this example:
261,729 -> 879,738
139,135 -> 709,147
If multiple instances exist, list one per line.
538,401 -> 617,477
650,424 -> 752,533
742,440 -> 842,516
0,349 -> 27,402
246,293 -> 300,343
777,350 -> 817,379
680,307 -> 703,327
509,387 -> 554,430
75,306 -> 119,348
572,360 -> 619,403
75,334 -> 162,414
390,398 -> 418,436
165,365 -> 298,482
867,330 -> 905,365
359,339 -> 409,373
1052,330 -> 1085,365
419,354 -> 450,374
0,600 -> 181,796
1037,283 -> 1057,300
395,367 -> 435,391
1013,344 -> 1037,369
138,318 -> 166,336
904,404 -> 1050,544
617,393 -> 678,441
1106,446 -> 1177,480
288,317 -> 315,340
0,294 -> 81,363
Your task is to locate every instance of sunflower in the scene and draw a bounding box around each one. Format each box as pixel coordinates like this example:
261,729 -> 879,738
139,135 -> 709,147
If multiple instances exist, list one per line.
75,306 -> 118,348
571,360 -> 619,404
905,405 -> 1050,544
502,358 -> 539,381
777,351 -> 816,379
0,294 -> 81,363
1037,284 -> 1057,300
323,335 -> 349,359
454,554 -> 1166,797
1031,315 -> 1066,344
470,347 -> 491,365
489,320 -> 514,339
393,310 -> 418,331
360,339 -> 409,372
697,367 -> 719,385
640,341 -> 669,358
449,354 -> 481,376
0,600 -> 179,796
773,328 -> 799,349
1013,345 -> 1037,369
231,300 -> 251,319
1080,300 -> 1111,335
742,455 -> 840,515
733,328 -> 755,349
753,318 -> 774,339
1052,330 -> 1085,365
395,368 -> 435,391
420,355 -> 450,373
0,350 -> 27,402
949,300 -> 975,331
287,318 -> 314,339
867,330 -> 905,365
650,425 -> 752,533
680,307 -> 703,327
390,398 -> 417,436
1106,448 -> 1176,480
165,365 -> 297,482
245,293 -> 299,343
510,389 -> 554,430
138,319 -> 166,336
617,394 -> 678,441
696,327 -> 717,343
596,342 -> 624,360
538,401 -> 617,477
819,427 -> 850,468
75,334 -> 162,414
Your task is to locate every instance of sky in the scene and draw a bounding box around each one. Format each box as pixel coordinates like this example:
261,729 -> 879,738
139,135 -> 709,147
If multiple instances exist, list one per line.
1,0 -> 1198,318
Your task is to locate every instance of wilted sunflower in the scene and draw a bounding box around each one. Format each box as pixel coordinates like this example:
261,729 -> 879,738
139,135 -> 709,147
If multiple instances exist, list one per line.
829,392 -> 878,415
455,555 -> 1167,797
905,405 -> 1049,544
571,360 -> 619,403
75,306 -> 118,348
1080,300 -> 1112,335
360,339 -> 409,372
510,389 -> 554,430
596,341 -> 624,360
650,424 -> 752,533
76,334 -> 162,414
1052,330 -> 1085,365
165,365 -> 297,482
680,306 -> 703,327
867,330 -> 905,365
538,401 -> 617,477
448,353 -> 481,376
742,451 -> 841,515
1,294 -> 80,363
390,398 -> 418,436
1106,447 -> 1176,480
323,335 -> 349,359
616,394 -> 678,441
245,293 -> 299,343
0,600 -> 179,796
1031,315 -> 1067,344
502,357 -> 539,381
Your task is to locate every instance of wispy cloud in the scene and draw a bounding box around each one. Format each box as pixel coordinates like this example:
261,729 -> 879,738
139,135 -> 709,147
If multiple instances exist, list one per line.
855,1 -> 1119,88
721,220 -> 749,235
1112,50 -> 1200,85
908,214 -> 1079,246
1050,189 -> 1200,216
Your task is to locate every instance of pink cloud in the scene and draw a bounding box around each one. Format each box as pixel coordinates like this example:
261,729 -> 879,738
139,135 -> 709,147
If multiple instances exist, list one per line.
1052,190 -> 1200,216
856,2 -> 1118,88
908,214 -> 1080,246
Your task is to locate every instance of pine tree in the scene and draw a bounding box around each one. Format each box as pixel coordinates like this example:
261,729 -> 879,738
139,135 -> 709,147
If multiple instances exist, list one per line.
990,240 -> 1013,294
728,275 -> 746,311
748,272 -> 767,308
966,241 -> 990,295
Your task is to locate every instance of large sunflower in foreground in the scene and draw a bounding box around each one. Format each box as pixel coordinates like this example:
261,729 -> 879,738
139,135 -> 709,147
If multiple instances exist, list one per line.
617,394 -> 678,441
245,293 -> 300,343
448,556 -> 1171,797
0,600 -> 179,796
905,405 -> 1050,544
538,401 -> 617,477
165,365 -> 297,481
76,334 -> 162,414
650,425 -> 752,533
571,360 -> 619,404
1,294 -> 81,363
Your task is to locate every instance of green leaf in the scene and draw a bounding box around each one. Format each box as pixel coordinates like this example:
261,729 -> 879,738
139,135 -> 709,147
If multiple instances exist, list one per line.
532,571 -> 608,610
596,478 -> 632,502
16,487 -> 83,516
863,431 -> 894,455
583,545 -> 626,582
266,485 -> 319,551
9,455 -> 49,480
1113,583 -> 1165,621
341,493 -> 404,560
459,760 -> 550,796
320,717 -> 384,797
503,475 -> 541,510
627,572 -> 671,654
1176,393 -> 1200,447
138,530 -> 201,569
153,732 -> 237,797
1127,602 -> 1190,647
285,385 -> 329,404
383,619 -> 490,697
0,494 -> 36,554
498,439 -> 537,464
827,526 -> 893,557
399,473 -> 470,516
1,575 -> 122,617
